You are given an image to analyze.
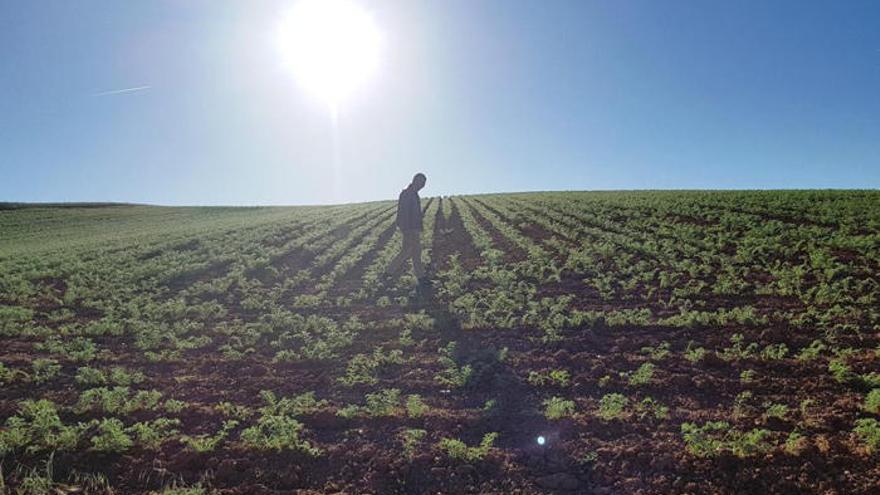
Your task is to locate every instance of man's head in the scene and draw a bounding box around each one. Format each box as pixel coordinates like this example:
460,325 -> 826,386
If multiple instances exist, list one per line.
411,173 -> 427,191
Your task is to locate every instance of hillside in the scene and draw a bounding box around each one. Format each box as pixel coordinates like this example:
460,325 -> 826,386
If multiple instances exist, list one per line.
1,191 -> 879,494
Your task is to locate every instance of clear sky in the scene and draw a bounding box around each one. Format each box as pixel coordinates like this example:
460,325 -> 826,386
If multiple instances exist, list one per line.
2,0 -> 879,205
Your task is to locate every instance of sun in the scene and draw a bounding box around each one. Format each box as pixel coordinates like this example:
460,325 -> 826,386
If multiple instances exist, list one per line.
277,0 -> 382,107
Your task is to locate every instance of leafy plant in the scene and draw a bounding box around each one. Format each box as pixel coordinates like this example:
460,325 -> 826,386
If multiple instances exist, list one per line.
435,342 -> 473,388
258,390 -> 327,417
406,394 -> 428,418
640,342 -> 671,360
796,339 -> 826,361
597,393 -> 628,420
399,428 -> 427,460
828,359 -> 854,383
127,418 -> 181,450
717,334 -> 758,361
180,420 -> 238,453
337,389 -> 402,418
764,402 -> 789,420
31,359 -> 61,384
681,421 -> 771,458
543,397 -> 576,420
75,387 -> 163,414
0,400 -> 88,455
437,432 -> 498,462
732,391 -> 755,419
240,414 -> 320,455
527,369 -> 570,387
626,362 -> 655,386
684,341 -> 707,363
864,389 -> 880,414
635,397 -> 669,420
90,418 -> 133,453
854,418 -> 880,453
164,399 -> 187,413
784,430 -> 807,456
761,343 -> 788,361
338,347 -> 404,386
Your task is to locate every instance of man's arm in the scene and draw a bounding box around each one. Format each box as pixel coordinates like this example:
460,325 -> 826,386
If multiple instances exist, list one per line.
396,191 -> 410,229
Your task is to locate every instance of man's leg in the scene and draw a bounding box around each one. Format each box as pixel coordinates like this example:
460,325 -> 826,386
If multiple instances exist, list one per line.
385,230 -> 410,276
410,232 -> 425,279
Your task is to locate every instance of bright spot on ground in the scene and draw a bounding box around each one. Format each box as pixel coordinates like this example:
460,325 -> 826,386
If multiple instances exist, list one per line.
537,436 -> 546,446
277,0 -> 382,106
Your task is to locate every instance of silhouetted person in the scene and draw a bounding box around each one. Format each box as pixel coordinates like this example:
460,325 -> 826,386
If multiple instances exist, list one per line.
386,173 -> 427,286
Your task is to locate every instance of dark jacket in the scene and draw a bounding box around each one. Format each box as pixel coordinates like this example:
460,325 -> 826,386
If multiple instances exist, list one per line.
396,187 -> 422,232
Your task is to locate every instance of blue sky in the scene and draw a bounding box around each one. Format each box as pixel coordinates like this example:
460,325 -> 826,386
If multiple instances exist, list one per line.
2,0 -> 879,205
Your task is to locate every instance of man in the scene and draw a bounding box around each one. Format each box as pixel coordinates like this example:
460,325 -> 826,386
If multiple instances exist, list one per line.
385,173 -> 428,286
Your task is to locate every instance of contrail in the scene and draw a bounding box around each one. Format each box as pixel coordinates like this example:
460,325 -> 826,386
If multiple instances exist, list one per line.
92,85 -> 151,97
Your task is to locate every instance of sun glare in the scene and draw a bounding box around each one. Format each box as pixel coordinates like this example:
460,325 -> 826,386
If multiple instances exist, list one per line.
277,0 -> 382,107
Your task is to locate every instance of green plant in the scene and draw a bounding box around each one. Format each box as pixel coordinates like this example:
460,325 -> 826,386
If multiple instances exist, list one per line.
75,387 -> 163,415
764,402 -> 789,420
543,397 -> 576,420
732,391 -> 754,419
717,334 -> 758,361
215,401 -> 253,420
864,389 -> 880,414
364,388 -> 402,417
31,359 -> 61,384
528,369 -> 570,387
399,428 -> 427,460
75,366 -> 107,387
36,336 -> 98,362
435,342 -> 473,388
796,339 -> 826,361
0,399 -> 87,455
338,347 -> 404,386
16,455 -> 56,495
240,414 -> 320,455
641,342 -> 671,360
164,399 -> 187,413
90,418 -> 133,453
336,389 -> 402,418
861,372 -> 880,388
784,430 -> 807,455
597,393 -> 628,420
437,432 -> 498,462
681,421 -> 771,458
828,359 -> 854,383
684,341 -> 707,363
760,343 -> 788,361
258,390 -> 327,417
180,420 -> 238,453
127,418 -> 181,450
109,367 -> 145,386
681,421 -> 727,457
854,418 -> 880,452
406,394 -> 428,418
626,362 -> 655,386
740,369 -> 757,383
635,397 -> 669,419
729,427 -> 772,457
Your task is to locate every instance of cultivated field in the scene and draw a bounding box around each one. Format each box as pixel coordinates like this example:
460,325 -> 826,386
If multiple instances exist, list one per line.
1,191 -> 879,494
